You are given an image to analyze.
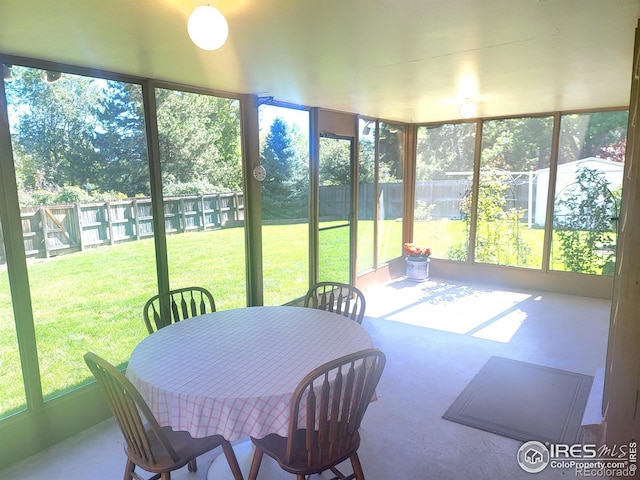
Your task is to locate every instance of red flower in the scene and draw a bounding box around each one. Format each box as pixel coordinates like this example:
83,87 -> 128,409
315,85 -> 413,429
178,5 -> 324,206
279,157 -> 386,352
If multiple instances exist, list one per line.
404,242 -> 431,258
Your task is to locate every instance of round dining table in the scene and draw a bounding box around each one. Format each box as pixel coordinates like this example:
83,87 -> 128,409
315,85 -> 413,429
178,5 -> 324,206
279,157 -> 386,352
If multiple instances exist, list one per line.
126,305 -> 374,479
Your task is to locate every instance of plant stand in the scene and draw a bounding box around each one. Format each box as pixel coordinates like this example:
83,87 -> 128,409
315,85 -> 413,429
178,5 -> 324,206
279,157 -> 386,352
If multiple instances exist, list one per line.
405,257 -> 430,281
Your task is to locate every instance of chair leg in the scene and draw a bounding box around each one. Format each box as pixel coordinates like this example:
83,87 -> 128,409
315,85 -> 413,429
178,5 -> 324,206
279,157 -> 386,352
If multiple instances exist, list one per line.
329,466 -> 347,479
123,459 -> 135,480
221,441 -> 244,480
247,447 -> 264,480
188,458 -> 197,472
350,453 -> 365,480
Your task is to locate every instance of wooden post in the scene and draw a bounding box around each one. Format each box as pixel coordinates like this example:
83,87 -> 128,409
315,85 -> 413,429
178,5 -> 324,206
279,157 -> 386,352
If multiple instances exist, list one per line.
133,198 -> 141,240
40,206 -> 50,258
179,197 -> 186,233
106,201 -> 114,245
233,192 -> 239,221
200,193 -> 206,230
215,193 -> 221,226
75,203 -> 85,251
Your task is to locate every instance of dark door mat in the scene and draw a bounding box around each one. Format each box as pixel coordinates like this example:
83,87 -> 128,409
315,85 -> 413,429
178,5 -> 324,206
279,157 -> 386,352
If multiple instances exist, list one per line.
442,356 -> 593,444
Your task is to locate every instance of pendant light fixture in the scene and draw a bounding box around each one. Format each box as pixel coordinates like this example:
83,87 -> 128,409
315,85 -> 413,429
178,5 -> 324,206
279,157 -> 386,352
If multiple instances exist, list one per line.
187,5 -> 229,51
460,98 -> 478,119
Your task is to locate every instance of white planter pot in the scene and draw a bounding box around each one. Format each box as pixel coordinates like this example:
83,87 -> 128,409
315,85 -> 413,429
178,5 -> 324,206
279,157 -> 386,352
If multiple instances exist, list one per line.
406,257 -> 430,281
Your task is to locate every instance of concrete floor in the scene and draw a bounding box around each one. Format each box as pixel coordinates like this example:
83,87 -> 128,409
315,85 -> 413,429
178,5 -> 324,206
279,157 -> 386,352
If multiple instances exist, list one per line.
0,277 -> 611,480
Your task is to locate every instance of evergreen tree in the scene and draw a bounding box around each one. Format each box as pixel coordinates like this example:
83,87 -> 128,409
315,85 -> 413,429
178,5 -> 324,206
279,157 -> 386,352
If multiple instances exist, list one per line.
93,81 -> 149,196
261,117 -> 307,219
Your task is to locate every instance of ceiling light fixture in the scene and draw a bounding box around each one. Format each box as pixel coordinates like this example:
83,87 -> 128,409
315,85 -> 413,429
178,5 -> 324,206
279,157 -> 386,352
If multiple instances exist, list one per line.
41,70 -> 62,84
188,5 -> 229,51
460,98 -> 478,119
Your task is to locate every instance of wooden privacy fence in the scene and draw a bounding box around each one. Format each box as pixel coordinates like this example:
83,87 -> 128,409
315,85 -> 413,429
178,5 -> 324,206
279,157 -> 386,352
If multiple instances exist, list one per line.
323,181 -> 461,221
0,193 -> 244,263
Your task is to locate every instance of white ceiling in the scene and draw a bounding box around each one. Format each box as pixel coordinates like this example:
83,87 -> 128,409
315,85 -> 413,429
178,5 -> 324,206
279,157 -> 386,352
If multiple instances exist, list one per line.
1,0 -> 639,123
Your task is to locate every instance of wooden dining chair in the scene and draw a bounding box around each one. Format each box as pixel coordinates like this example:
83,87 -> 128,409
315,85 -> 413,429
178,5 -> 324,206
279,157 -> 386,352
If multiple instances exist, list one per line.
143,286 -> 216,334
84,352 -> 243,480
303,282 -> 366,324
247,348 -> 386,480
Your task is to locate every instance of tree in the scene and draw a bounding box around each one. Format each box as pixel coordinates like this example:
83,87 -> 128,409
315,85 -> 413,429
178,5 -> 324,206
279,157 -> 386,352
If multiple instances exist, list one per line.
558,111 -> 628,164
452,174 -> 531,265
93,81 -> 149,196
319,138 -> 351,186
260,117 -> 307,219
7,67 -> 103,194
481,117 -> 554,172
155,89 -> 242,192
554,167 -> 619,275
7,67 -> 152,201
378,122 -> 404,181
416,123 -> 476,180
357,136 -> 375,184
7,66 -> 245,205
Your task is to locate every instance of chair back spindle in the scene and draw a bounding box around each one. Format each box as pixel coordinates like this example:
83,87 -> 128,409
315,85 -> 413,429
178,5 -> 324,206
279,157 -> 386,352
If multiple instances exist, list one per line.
304,282 -> 366,324
143,286 -> 216,334
287,349 -> 385,469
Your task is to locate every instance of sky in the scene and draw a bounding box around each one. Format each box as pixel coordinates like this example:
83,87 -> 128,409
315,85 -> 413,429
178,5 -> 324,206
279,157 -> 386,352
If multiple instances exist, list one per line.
259,104 -> 309,136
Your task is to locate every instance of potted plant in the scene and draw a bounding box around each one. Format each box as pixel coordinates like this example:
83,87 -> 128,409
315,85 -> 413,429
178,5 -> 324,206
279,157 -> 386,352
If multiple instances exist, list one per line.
404,242 -> 431,281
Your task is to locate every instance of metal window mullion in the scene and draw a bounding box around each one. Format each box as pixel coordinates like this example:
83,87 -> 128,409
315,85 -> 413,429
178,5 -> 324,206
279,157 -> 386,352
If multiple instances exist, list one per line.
240,94 -> 263,306
141,79 -> 170,296
542,112 -> 562,271
467,120 -> 483,263
309,108 -> 320,286
0,72 -> 44,411
373,120 -> 380,269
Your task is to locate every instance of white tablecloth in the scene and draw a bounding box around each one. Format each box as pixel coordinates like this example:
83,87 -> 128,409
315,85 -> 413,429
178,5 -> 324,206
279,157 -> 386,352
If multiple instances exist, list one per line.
126,306 -> 373,441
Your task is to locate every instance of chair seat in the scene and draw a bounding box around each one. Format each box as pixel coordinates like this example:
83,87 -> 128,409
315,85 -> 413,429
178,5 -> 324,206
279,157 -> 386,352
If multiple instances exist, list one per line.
252,429 -> 361,475
127,426 -> 225,473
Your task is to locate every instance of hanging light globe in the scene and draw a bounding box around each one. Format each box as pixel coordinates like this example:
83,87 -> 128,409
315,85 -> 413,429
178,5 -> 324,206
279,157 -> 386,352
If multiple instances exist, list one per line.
187,6 -> 229,51
459,98 -> 478,119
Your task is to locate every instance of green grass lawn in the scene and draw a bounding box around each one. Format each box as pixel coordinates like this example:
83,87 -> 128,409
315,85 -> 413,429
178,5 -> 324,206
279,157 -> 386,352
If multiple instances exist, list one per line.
414,218 -> 547,267
0,217 -> 611,418
413,218 -> 469,259
0,222 -> 363,417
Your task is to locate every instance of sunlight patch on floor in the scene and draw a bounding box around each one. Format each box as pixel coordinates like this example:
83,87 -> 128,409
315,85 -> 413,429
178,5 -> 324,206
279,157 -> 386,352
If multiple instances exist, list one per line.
376,282 -> 531,342
472,308 -> 527,343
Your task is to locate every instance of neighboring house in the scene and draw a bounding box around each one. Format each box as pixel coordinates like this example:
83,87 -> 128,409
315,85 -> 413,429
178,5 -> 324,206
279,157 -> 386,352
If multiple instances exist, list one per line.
534,157 -> 624,226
